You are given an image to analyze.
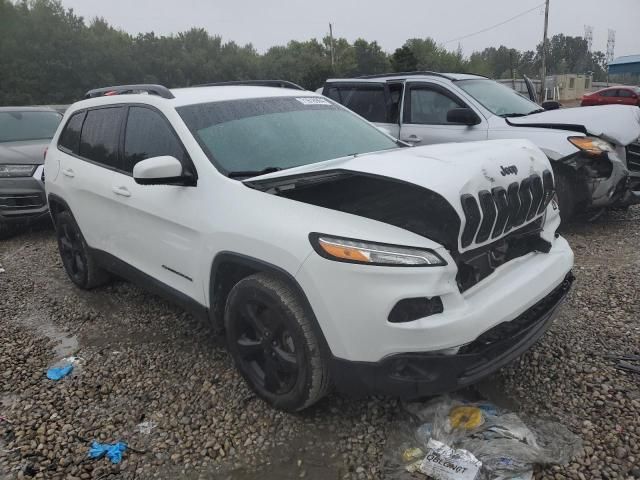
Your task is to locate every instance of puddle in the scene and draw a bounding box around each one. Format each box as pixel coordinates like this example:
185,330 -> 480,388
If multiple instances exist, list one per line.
14,311 -> 78,359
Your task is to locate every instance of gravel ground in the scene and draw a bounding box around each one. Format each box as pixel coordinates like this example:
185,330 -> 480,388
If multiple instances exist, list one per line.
1,208 -> 639,480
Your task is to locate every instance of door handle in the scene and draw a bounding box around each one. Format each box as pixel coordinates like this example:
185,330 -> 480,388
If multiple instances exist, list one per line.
61,168 -> 75,178
112,186 -> 131,197
401,135 -> 422,143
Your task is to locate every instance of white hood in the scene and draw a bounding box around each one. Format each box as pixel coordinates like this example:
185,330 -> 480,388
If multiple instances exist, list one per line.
247,139 -> 553,252
508,104 -> 640,146
249,139 -> 550,200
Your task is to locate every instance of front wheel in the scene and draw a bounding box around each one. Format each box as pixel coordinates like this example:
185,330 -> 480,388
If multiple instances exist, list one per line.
224,273 -> 330,412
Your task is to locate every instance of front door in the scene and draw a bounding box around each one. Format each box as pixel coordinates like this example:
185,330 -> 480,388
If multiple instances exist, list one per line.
398,82 -> 488,145
109,105 -> 205,303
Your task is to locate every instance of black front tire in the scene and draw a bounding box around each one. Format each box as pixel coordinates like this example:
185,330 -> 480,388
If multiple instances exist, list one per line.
225,273 -> 330,412
55,211 -> 109,289
554,170 -> 577,224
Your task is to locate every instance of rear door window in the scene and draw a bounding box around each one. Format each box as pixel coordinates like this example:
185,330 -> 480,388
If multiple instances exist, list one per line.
79,107 -> 125,169
57,111 -> 85,154
600,89 -> 618,97
618,89 -> 634,98
123,106 -> 188,174
328,85 -> 388,123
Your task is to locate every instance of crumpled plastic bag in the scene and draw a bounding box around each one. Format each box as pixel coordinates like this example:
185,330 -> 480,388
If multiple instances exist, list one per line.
89,441 -> 127,464
46,356 -> 84,381
46,364 -> 73,381
383,395 -> 582,480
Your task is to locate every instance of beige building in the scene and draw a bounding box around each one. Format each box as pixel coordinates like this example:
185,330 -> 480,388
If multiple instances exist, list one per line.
544,74 -> 593,101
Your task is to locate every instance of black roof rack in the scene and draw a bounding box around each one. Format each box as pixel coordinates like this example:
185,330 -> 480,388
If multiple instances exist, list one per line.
357,71 -> 455,80
193,80 -> 305,90
85,84 -> 175,99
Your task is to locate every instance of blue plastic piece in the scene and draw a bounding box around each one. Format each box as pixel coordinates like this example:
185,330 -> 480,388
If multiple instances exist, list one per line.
46,364 -> 73,381
89,441 -> 127,464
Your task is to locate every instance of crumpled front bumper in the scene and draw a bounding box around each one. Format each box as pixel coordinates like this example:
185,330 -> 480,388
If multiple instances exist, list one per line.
330,272 -> 574,399
566,150 -> 640,209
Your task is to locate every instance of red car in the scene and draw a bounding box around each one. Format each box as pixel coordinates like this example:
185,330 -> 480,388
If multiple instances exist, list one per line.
581,86 -> 640,107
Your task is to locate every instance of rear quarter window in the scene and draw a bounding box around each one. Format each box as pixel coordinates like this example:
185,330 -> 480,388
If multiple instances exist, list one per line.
78,107 -> 125,169
57,111 -> 85,154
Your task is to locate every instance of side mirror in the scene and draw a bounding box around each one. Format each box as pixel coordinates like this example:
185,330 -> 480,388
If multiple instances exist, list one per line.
446,108 -> 481,126
542,100 -> 561,111
133,156 -> 194,186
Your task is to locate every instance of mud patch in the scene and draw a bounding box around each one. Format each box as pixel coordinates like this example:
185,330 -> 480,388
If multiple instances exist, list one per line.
13,311 -> 78,359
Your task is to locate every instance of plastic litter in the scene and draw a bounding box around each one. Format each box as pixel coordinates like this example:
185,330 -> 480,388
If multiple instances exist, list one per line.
136,420 -> 157,435
89,441 -> 127,464
383,396 -> 582,479
46,356 -> 84,381
46,364 -> 73,381
420,438 -> 482,480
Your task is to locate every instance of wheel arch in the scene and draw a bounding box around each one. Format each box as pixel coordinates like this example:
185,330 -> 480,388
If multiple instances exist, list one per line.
208,252 -> 332,355
47,193 -> 72,222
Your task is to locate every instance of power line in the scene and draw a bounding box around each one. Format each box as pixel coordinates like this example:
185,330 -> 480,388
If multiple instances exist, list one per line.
444,3 -> 545,45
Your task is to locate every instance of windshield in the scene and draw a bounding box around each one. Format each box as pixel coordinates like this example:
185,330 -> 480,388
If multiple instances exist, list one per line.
456,79 -> 543,117
177,96 -> 398,176
0,111 -> 62,143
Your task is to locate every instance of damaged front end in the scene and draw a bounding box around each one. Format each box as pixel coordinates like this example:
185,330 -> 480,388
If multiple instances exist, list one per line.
557,148 -> 637,210
246,168 -> 555,293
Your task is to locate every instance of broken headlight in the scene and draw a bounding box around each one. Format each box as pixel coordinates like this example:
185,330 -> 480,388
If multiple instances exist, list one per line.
310,234 -> 446,266
568,136 -> 614,156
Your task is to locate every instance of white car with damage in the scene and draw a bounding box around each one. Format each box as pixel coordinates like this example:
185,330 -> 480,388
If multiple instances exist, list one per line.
323,72 -> 640,220
45,82 -> 574,411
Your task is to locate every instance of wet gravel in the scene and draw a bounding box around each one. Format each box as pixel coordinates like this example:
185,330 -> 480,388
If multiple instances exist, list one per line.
1,209 -> 639,480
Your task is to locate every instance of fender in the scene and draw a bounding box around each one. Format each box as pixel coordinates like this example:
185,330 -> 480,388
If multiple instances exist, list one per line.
208,252 -> 332,355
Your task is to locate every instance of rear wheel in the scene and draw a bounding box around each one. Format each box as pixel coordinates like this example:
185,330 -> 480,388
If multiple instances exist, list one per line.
224,273 -> 330,412
55,211 -> 109,289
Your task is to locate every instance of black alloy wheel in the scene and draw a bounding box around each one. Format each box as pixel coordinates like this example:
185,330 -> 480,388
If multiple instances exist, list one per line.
225,273 -> 330,411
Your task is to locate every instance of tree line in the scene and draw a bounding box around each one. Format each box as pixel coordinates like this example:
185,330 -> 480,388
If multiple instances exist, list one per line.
0,0 -> 611,105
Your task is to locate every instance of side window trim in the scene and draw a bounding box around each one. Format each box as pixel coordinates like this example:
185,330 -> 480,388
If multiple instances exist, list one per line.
121,103 -> 198,181
403,82 -> 471,125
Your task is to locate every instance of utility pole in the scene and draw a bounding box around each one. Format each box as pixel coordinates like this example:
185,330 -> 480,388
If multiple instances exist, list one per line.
539,0 -> 550,102
329,23 -> 335,71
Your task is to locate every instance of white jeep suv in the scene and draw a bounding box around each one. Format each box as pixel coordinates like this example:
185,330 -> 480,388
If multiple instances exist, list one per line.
45,82 -> 574,411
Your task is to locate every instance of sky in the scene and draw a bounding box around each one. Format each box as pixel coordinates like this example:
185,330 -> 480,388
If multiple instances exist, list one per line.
58,0 -> 638,58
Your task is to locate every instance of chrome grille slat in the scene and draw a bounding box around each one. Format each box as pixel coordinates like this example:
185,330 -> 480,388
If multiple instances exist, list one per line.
475,190 -> 496,243
460,170 -> 554,248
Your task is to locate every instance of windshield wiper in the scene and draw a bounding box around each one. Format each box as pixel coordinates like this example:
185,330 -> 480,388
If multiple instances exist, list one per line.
500,113 -> 527,118
527,108 -> 545,115
228,166 -> 283,179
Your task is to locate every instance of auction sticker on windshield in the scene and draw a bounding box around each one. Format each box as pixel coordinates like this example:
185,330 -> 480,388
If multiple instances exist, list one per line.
296,97 -> 331,105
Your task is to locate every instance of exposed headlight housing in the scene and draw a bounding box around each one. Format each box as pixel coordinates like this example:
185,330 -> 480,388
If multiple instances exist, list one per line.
0,164 -> 37,178
568,136 -> 614,156
310,234 -> 447,266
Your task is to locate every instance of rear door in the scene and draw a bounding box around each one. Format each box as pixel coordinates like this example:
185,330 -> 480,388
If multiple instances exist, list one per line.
617,89 -> 638,106
398,82 -> 488,145
108,105 -> 204,302
57,106 -> 125,253
598,89 -> 619,105
323,82 -> 401,138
